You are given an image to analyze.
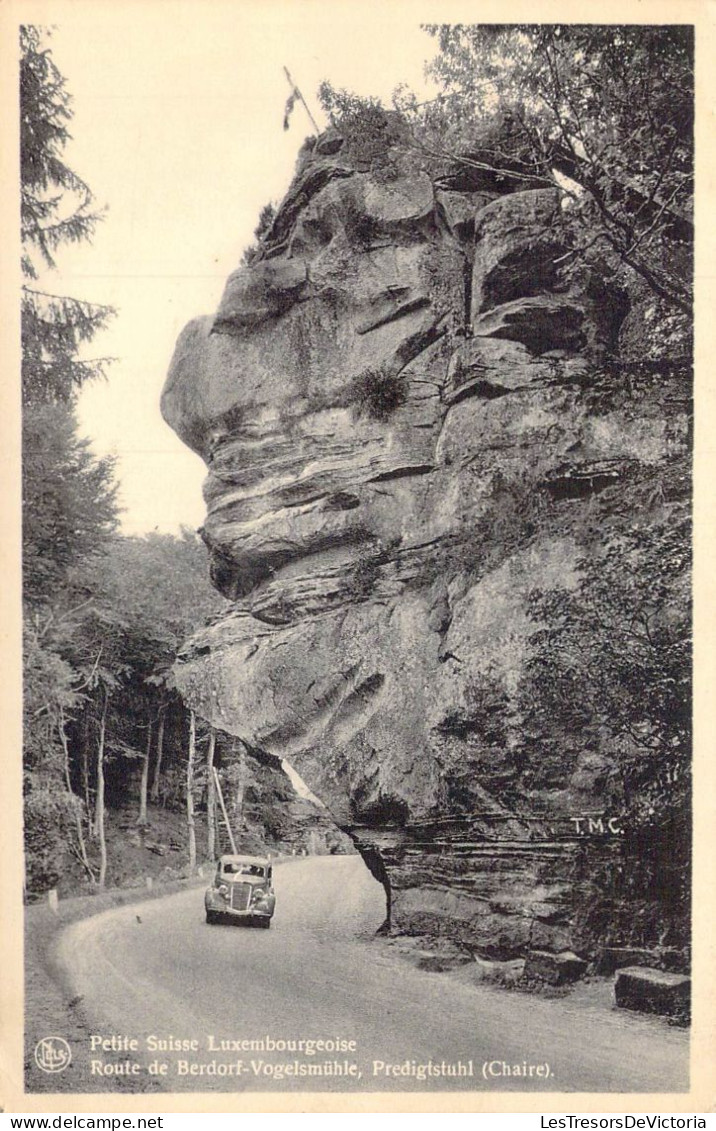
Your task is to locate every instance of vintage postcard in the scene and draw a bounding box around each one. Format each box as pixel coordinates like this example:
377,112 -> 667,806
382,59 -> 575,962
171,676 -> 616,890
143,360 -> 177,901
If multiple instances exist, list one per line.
1,0 -> 714,1115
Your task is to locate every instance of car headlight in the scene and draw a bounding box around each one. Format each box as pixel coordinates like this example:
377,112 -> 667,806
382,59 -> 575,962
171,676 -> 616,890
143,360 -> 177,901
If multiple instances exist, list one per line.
217,884 -> 229,899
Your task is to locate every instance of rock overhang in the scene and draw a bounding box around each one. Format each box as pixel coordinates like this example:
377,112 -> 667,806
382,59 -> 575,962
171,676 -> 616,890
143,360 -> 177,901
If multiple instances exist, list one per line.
161,110 -> 688,962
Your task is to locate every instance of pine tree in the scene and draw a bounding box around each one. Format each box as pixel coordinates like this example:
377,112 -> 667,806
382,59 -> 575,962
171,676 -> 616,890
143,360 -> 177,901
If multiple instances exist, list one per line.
22,401 -> 118,606
20,26 -> 119,604
20,25 -> 114,404
20,25 -> 119,603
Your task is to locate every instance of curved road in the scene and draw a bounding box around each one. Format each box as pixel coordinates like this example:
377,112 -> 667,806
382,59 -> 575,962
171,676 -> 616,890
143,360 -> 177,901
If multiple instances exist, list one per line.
56,856 -> 688,1093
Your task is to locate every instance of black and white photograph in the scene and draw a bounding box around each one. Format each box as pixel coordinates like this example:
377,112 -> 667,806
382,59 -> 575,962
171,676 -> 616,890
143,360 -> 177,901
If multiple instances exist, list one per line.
3,0 -> 711,1112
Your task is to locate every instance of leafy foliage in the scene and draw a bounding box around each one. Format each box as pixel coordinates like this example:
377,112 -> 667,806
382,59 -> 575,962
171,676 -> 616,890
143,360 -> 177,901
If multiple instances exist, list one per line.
23,526 -> 228,894
240,200 -> 278,265
22,614 -> 85,893
317,29 -> 693,314
23,784 -> 79,893
518,515 -> 691,947
520,518 -> 690,805
317,83 -> 408,179
318,82 -> 385,134
419,24 -> 693,312
81,531 -> 226,685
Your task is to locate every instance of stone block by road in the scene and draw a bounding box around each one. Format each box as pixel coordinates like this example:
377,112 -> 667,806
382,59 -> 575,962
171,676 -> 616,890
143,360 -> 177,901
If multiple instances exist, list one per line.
524,949 -> 587,986
614,966 -> 691,1018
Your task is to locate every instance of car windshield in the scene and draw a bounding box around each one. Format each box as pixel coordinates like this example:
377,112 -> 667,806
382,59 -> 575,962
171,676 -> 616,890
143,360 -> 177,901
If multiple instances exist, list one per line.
222,862 -> 265,877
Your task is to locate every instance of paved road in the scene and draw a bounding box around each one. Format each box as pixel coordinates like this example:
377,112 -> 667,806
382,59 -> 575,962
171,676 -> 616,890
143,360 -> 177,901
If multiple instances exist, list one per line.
56,856 -> 689,1093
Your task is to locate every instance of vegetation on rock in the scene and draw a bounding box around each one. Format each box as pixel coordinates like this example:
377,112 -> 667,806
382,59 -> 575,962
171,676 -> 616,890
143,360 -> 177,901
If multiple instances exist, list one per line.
420,24 -> 693,314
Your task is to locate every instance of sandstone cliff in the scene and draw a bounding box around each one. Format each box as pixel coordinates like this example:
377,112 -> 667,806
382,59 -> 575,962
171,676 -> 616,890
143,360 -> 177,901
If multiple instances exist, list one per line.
162,113 -> 691,966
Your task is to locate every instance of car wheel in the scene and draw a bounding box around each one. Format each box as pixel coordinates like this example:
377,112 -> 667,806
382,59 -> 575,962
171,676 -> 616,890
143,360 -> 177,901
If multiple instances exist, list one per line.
206,910 -> 217,925
259,918 -> 271,929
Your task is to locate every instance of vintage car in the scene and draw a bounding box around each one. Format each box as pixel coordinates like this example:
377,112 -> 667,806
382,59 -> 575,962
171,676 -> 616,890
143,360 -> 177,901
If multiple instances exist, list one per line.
205,854 -> 276,927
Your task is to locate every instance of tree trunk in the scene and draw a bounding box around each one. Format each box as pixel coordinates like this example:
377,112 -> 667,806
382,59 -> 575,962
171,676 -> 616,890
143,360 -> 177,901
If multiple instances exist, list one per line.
150,707 -> 166,802
214,766 -> 237,855
235,745 -> 246,826
96,693 -> 108,889
59,708 -> 95,883
137,716 -> 152,825
206,727 -> 216,860
187,709 -> 196,871
81,714 -> 92,836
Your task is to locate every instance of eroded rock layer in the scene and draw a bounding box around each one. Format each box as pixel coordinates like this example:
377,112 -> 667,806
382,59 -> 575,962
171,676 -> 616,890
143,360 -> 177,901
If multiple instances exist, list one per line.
162,114 -> 690,960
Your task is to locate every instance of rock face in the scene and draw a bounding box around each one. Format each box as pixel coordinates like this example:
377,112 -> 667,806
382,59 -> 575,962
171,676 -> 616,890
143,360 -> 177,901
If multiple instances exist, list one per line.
162,113 -> 690,963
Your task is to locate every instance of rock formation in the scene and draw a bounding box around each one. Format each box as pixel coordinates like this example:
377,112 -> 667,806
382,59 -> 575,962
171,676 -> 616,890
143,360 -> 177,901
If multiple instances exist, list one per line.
162,113 -> 690,964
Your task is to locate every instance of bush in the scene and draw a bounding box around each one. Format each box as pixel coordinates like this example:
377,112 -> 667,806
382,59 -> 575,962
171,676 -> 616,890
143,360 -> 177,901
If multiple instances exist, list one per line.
349,366 -> 407,420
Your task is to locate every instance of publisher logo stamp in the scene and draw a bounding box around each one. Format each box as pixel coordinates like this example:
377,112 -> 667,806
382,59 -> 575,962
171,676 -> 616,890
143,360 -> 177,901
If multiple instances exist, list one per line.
35,1036 -> 71,1073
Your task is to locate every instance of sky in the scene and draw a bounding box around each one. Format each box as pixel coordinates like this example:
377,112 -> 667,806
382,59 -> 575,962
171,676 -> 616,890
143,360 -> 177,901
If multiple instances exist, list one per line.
41,7 -> 439,536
